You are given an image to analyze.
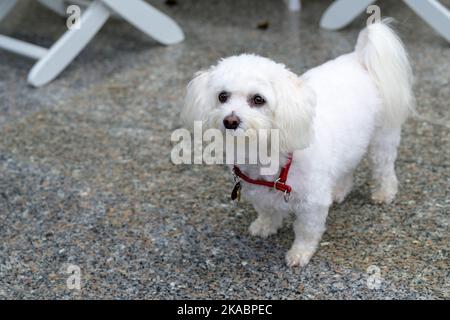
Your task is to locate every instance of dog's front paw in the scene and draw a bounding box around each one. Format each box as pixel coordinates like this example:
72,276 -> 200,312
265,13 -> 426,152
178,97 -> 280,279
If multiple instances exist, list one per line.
249,218 -> 278,238
285,246 -> 316,268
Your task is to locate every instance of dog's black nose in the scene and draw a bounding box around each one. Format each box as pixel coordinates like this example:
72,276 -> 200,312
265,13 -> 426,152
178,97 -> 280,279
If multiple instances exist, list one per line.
223,114 -> 241,130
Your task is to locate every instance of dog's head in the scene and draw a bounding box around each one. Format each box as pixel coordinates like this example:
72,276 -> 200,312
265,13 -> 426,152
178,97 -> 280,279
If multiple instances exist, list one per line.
182,54 -> 316,153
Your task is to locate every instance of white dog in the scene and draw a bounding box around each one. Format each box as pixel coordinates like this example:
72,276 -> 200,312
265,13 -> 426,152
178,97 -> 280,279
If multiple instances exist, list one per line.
182,21 -> 414,267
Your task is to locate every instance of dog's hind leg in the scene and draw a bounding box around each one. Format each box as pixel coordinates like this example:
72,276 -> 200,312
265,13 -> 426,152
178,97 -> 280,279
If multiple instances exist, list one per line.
333,172 -> 353,203
369,127 -> 401,204
249,204 -> 284,238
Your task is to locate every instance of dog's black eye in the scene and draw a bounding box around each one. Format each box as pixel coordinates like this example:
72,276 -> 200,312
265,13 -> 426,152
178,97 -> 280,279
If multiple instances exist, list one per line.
252,94 -> 265,106
218,91 -> 229,103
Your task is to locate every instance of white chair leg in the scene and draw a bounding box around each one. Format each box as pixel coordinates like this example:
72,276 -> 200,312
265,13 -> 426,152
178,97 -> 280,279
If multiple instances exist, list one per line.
404,0 -> 450,43
28,0 -> 111,87
0,35 -> 47,59
101,0 -> 184,45
0,0 -> 17,22
320,0 -> 376,30
285,0 -> 302,12
39,0 -> 122,19
37,0 -> 67,16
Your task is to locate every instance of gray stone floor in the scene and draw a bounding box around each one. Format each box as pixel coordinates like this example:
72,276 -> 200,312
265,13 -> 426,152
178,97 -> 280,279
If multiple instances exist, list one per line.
0,0 -> 449,299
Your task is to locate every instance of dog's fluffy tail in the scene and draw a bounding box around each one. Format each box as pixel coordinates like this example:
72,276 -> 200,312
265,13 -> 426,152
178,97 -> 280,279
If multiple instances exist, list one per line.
355,19 -> 415,127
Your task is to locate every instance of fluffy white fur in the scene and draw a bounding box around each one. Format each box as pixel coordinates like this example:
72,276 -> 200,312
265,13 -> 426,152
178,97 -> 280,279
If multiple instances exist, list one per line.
182,21 -> 414,267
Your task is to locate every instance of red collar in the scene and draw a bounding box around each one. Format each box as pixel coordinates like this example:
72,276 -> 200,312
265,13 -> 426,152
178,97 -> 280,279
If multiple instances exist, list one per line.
232,153 -> 294,195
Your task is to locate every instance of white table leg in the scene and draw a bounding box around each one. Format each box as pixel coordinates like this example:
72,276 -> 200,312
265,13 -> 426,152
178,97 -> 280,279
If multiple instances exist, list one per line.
404,0 -> 450,43
101,0 -> 184,45
0,0 -> 17,22
320,0 -> 377,30
28,0 -> 111,87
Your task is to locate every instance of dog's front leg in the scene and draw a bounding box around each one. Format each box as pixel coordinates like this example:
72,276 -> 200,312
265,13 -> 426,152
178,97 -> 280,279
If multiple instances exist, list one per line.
286,202 -> 329,267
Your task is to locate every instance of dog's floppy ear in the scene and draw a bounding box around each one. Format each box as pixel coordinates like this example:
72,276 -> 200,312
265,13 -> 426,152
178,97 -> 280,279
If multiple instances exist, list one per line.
272,71 -> 316,153
181,70 -> 213,129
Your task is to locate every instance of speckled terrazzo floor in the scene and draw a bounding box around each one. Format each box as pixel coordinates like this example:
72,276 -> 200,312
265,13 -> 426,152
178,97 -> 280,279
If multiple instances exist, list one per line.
0,0 -> 448,299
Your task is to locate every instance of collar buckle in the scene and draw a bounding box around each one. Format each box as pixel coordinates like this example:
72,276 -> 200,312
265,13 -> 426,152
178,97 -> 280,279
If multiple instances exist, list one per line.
274,178 -> 285,190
